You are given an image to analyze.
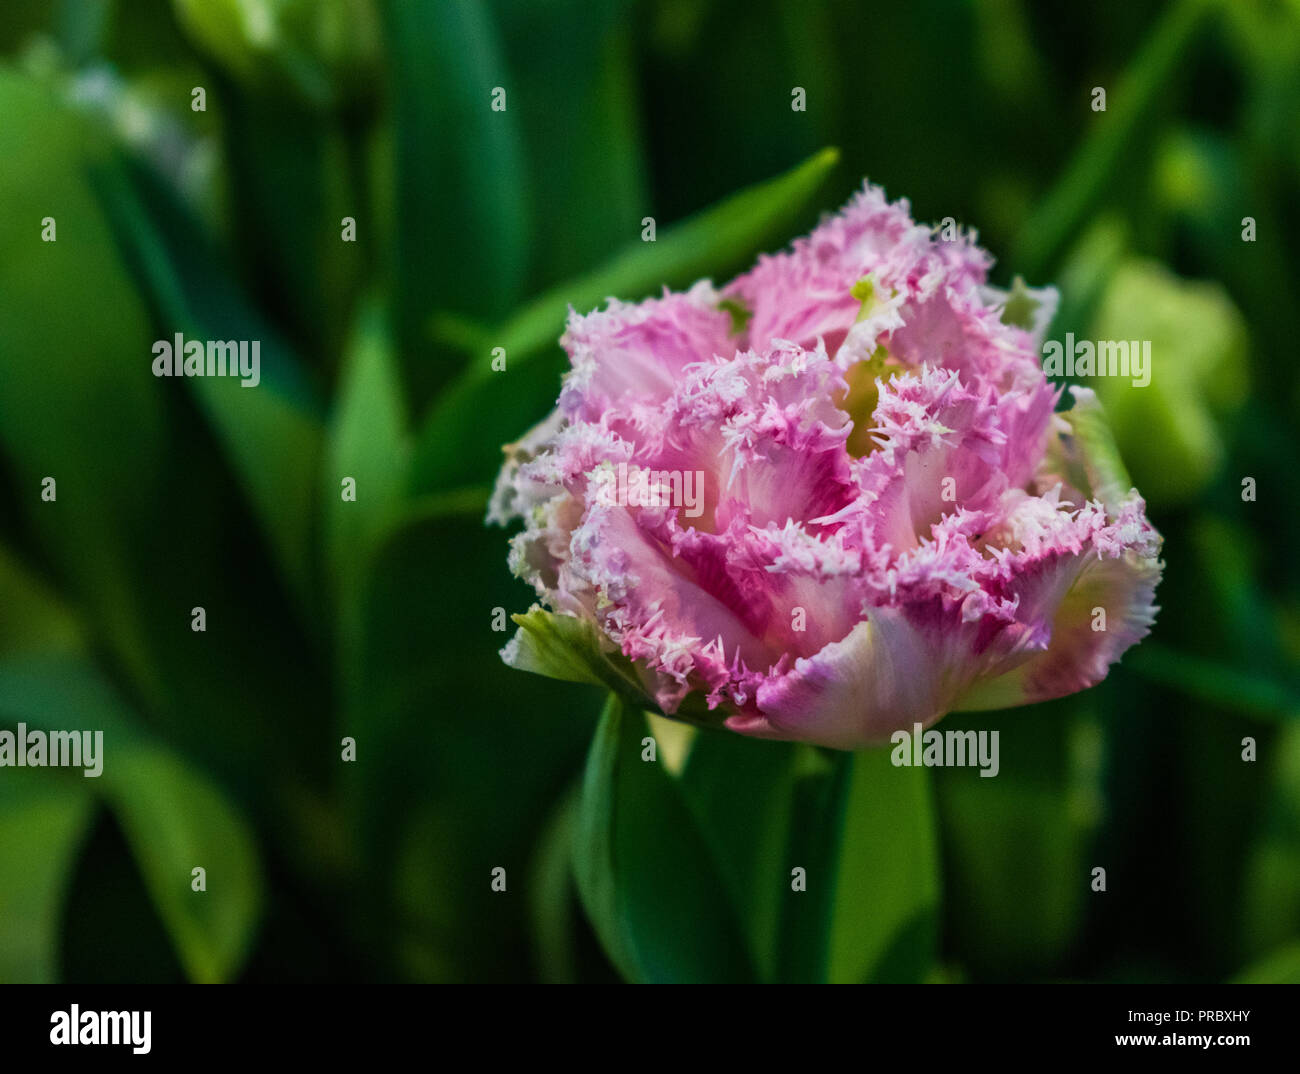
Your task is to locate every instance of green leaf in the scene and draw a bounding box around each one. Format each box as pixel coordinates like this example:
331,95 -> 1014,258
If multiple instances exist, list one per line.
678,731 -> 800,982
0,656 -> 264,984
825,747 -> 940,983
0,546 -> 83,657
772,745 -> 851,982
1125,643 -> 1300,724
0,773 -> 94,983
213,91 -> 358,359
502,606 -> 653,705
382,0 -> 529,397
407,346 -> 567,498
409,146 -> 841,493
102,743 -> 265,984
527,783 -> 583,984
573,695 -> 754,982
326,295 -> 409,688
0,657 -> 143,758
0,70 -> 168,699
490,0 -> 646,285
933,703 -> 1103,977
0,73 -> 332,782
503,605 -> 730,728
57,0 -> 112,64
489,145 -> 840,367
171,0 -> 381,107
1011,0 -> 1215,277
88,154 -> 326,616
1240,724 -> 1300,959
1232,942 -> 1300,984
344,510 -> 597,978
679,734 -> 939,983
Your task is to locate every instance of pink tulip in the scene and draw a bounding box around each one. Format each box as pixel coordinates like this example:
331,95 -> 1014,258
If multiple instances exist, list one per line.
490,183 -> 1161,748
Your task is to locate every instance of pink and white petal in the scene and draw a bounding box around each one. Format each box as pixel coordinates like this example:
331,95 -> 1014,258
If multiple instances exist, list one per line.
955,536 -> 1162,710
750,599 -> 1036,748
558,280 -> 735,424
570,502 -> 779,710
726,183 -> 934,359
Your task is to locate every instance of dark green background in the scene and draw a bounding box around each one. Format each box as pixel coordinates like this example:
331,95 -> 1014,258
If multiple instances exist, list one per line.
0,0 -> 1297,983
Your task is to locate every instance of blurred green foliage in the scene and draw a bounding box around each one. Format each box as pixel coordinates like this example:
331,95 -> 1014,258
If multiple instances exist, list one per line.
0,0 -> 1298,983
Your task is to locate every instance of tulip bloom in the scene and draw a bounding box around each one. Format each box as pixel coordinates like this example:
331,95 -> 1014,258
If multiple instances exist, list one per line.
490,183 -> 1161,748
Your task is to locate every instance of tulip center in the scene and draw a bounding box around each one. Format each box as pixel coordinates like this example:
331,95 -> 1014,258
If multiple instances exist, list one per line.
838,347 -> 896,457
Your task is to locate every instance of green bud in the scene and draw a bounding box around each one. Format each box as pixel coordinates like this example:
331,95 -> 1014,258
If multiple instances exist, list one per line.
1086,258 -> 1248,507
